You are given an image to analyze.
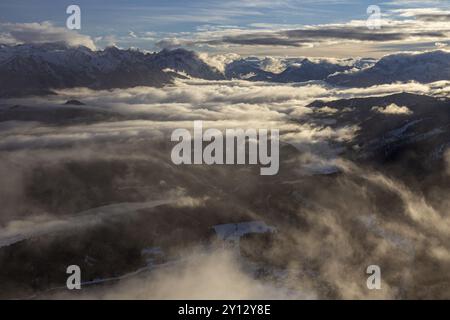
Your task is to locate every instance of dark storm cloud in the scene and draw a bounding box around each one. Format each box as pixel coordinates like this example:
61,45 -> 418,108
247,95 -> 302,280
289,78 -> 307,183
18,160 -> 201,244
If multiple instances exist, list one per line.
283,27 -> 445,42
210,34 -> 310,47
160,26 -> 448,49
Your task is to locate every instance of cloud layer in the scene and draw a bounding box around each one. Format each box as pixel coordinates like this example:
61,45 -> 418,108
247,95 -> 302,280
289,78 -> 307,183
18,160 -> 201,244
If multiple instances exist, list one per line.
0,22 -> 96,49
1,76 -> 449,299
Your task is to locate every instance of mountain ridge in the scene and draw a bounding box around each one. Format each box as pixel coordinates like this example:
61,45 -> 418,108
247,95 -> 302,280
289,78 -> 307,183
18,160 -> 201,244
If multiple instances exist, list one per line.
327,50 -> 450,87
1,43 -> 450,97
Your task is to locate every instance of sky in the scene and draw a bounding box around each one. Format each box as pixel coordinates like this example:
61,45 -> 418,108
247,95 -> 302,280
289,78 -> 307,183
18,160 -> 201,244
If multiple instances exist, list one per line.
0,0 -> 449,57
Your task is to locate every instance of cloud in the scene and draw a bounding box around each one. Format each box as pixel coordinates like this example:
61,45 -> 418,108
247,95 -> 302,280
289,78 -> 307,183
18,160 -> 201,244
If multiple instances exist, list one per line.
0,200 -> 178,248
1,75 -> 450,299
153,7 -> 450,57
0,21 -> 96,49
50,249 -> 316,299
197,52 -> 241,73
158,25 -> 429,50
371,103 -> 413,115
278,158 -> 450,299
0,187 -> 208,249
338,159 -> 450,238
392,8 -> 450,21
2,78 -> 448,153
316,106 -> 339,114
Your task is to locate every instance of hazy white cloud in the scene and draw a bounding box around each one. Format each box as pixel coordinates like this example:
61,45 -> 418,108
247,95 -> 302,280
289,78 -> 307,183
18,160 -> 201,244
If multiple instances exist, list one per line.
371,103 -> 413,115
0,200 -> 176,248
0,186 -> 209,249
197,52 -> 241,72
47,248 -> 316,299
316,106 -> 339,114
2,78 -> 448,153
0,21 -> 96,49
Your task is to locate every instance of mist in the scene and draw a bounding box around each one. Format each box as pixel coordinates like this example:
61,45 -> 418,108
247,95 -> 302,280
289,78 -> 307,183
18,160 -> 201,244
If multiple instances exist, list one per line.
0,78 -> 449,299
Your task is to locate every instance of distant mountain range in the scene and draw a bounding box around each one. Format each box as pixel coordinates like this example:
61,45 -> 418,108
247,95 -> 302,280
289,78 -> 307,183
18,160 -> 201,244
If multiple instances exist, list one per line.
327,50 -> 450,87
224,57 -> 358,83
0,43 -> 221,97
0,43 -> 449,97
